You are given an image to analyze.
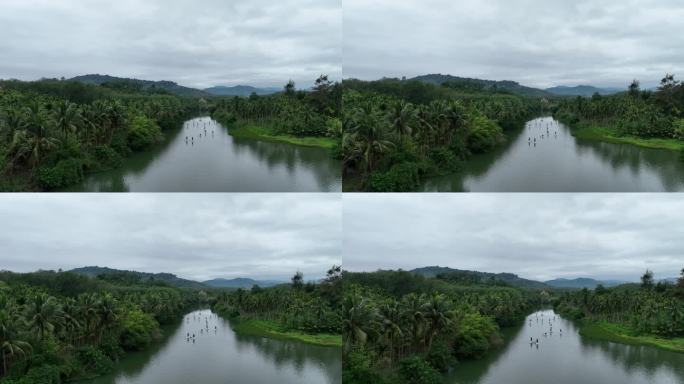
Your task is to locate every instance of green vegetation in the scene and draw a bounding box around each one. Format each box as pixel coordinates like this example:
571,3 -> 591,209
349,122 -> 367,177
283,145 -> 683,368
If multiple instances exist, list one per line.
0,79 -> 197,191
555,74 -> 684,152
580,321 -> 684,353
343,269 -> 542,384
555,268 -> 684,353
230,319 -> 341,347
571,123 -> 684,151
212,266 -> 342,348
342,78 -> 541,191
227,123 -> 337,149
211,75 -> 341,154
0,270 -> 209,383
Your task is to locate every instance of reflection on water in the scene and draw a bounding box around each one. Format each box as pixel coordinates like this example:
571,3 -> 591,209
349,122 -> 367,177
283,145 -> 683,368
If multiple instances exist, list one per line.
446,310 -> 684,384
421,117 -> 684,192
82,309 -> 340,384
65,117 -> 341,192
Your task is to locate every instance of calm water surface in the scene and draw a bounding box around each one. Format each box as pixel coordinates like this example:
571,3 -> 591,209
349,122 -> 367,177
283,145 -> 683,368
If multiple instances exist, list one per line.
446,309 -> 684,384
65,117 -> 341,192
421,117 -> 684,192
81,309 -> 340,384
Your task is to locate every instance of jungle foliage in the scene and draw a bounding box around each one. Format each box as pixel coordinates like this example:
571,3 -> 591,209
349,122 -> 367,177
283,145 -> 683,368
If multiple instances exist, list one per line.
0,270 -> 208,383
0,79 -> 197,191
342,78 -> 541,191
342,269 -> 539,384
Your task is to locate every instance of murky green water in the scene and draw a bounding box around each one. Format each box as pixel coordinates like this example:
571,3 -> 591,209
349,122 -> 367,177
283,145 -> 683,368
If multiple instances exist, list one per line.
81,309 -> 340,384
64,117 -> 341,192
421,117 -> 684,192
446,309 -> 684,384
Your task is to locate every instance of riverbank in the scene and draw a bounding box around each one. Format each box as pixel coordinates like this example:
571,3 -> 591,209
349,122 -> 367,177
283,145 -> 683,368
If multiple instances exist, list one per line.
570,122 -> 684,152
227,123 -> 337,149
579,321 -> 684,353
230,318 -> 342,347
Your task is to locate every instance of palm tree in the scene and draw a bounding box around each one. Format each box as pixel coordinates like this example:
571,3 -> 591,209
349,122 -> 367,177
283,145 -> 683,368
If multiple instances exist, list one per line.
0,309 -> 32,377
23,101 -> 59,168
25,294 -> 64,341
387,100 -> 415,142
54,100 -> 80,140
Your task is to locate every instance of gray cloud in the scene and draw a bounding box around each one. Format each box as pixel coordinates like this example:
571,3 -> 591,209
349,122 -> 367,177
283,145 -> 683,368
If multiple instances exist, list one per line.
0,0 -> 341,88
0,194 -> 341,282
343,194 -> 684,282
343,0 -> 684,88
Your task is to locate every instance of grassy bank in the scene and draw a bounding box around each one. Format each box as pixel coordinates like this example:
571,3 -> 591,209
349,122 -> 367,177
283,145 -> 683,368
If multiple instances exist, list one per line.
230,318 -> 342,347
228,123 -> 336,149
579,321 -> 684,353
571,122 -> 684,151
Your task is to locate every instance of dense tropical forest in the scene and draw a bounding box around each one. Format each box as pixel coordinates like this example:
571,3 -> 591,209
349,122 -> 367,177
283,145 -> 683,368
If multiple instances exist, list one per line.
0,79 -> 197,191
0,269 -> 208,383
211,75 -> 342,153
0,74 -> 341,191
342,77 -> 542,191
554,74 -> 684,152
342,269 -> 542,384
555,269 -> 684,352
212,266 -> 343,347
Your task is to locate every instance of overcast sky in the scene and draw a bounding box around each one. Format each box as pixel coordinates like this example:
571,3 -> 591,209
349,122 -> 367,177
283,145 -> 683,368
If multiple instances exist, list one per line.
344,0 -> 684,89
344,194 -> 684,282
0,0 -> 341,88
0,194 -> 341,282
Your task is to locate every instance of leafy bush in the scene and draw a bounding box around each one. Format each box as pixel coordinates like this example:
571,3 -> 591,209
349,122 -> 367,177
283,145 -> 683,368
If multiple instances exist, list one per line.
120,309 -> 160,350
426,339 -> 457,372
467,115 -> 504,153
37,158 -> 84,189
126,115 -> 163,151
429,148 -> 461,173
370,162 -> 423,192
93,145 -> 123,169
453,313 -> 500,359
77,346 -> 114,374
342,350 -> 387,384
397,357 -> 442,384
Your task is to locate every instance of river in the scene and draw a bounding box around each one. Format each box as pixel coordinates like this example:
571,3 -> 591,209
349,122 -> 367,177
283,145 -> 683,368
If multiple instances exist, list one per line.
421,117 -> 684,192
445,309 -> 684,384
81,309 -> 341,384
64,117 -> 341,192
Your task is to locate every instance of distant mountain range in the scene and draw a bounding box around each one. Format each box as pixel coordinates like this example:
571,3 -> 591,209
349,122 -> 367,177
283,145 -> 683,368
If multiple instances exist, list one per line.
69,74 -> 211,97
544,278 -> 629,289
203,85 -> 280,97
69,266 -> 206,288
69,266 -> 283,289
545,85 -> 623,97
410,266 -> 549,289
201,277 -> 282,288
68,74 -> 280,98
411,74 -> 553,98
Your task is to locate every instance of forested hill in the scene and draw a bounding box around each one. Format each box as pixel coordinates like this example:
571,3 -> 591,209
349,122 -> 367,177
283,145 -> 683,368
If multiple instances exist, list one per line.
410,266 -> 549,289
69,266 -> 207,288
69,74 -> 210,97
545,85 -> 622,97
202,277 -> 282,288
203,85 -> 280,96
411,74 -> 553,98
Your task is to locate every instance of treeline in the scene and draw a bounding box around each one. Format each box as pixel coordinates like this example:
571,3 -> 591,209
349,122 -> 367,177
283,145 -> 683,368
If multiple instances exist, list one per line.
343,269 -> 536,384
212,266 -> 342,335
211,76 -> 342,153
0,79 -> 197,191
555,269 -> 684,337
554,74 -> 684,146
342,78 -> 540,191
0,270 -> 206,384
